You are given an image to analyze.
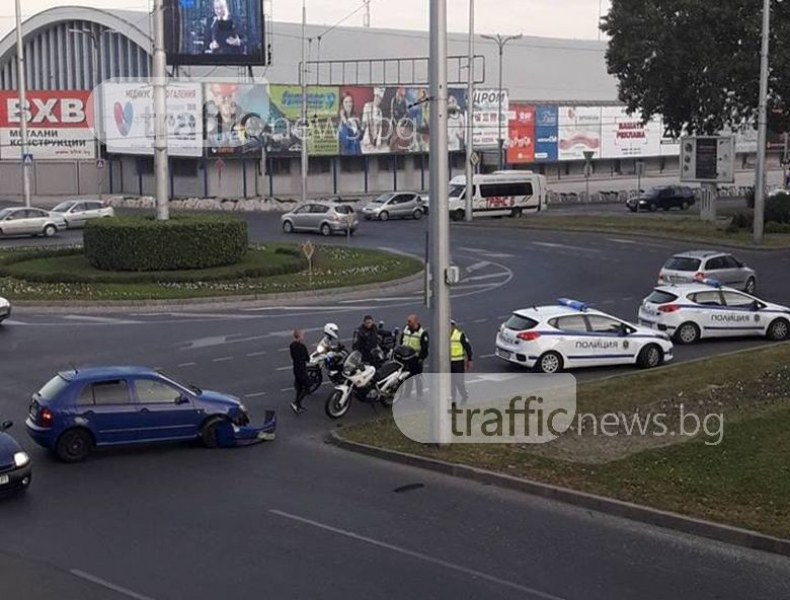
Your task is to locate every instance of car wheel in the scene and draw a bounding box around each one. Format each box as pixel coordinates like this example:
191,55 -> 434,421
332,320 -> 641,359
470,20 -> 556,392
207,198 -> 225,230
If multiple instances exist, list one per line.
55,428 -> 93,463
744,277 -> 756,295
511,207 -> 523,218
637,344 -> 663,369
674,322 -> 700,345
199,416 -> 228,449
43,224 -> 57,237
767,318 -> 789,342
628,207 -> 637,213
325,390 -> 351,419
320,223 -> 332,236
282,220 -> 294,233
379,211 -> 389,221
662,205 -> 670,211
681,201 -> 690,210
412,208 -> 423,220
452,209 -> 465,222
536,351 -> 563,374
648,203 -> 657,212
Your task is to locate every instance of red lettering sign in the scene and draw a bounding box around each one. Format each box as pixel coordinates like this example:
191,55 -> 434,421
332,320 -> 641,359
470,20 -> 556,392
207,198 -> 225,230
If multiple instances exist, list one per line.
0,91 -> 93,128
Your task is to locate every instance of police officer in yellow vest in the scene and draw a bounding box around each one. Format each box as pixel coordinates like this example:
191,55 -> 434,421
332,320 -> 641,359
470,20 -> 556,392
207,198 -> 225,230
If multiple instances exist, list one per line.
450,319 -> 473,404
399,314 -> 429,397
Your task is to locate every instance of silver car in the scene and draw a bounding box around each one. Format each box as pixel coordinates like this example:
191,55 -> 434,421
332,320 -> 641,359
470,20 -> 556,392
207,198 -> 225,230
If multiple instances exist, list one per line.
361,192 -> 425,221
281,201 -> 359,236
0,295 -> 10,324
51,199 -> 115,228
0,207 -> 67,238
658,250 -> 757,294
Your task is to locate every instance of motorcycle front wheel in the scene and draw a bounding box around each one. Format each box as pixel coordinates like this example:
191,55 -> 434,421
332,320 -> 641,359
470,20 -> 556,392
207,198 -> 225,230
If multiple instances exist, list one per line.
325,389 -> 351,419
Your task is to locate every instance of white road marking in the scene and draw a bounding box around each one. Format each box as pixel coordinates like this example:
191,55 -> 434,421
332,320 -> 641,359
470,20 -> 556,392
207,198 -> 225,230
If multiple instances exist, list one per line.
607,238 -> 637,244
245,392 -> 267,398
62,315 -> 141,324
479,353 -> 496,359
69,570 -> 155,600
339,297 -> 418,303
1,319 -> 28,325
463,272 -> 510,282
473,318 -> 488,324
212,357 -> 233,363
276,366 -> 291,371
245,306 -> 354,312
269,510 -> 564,600
459,247 -> 515,258
177,362 -> 197,368
532,242 -> 600,253
247,351 -> 267,357
280,387 -> 292,392
465,260 -> 491,273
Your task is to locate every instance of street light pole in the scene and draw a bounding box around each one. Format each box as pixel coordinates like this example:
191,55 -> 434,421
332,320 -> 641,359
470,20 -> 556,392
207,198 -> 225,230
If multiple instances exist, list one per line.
464,0 -> 474,221
481,33 -> 521,171
300,0 -> 308,205
14,0 -> 31,208
754,0 -> 770,245
152,0 -> 169,220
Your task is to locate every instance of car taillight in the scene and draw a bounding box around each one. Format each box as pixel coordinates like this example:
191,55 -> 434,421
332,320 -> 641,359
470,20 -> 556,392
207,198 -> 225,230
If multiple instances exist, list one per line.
694,272 -> 705,281
40,408 -> 54,427
658,304 -> 680,313
517,331 -> 541,341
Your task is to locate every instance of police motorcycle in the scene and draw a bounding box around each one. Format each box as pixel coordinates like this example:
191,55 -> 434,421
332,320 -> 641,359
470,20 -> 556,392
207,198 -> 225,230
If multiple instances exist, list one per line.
324,342 -> 417,420
306,323 -> 349,394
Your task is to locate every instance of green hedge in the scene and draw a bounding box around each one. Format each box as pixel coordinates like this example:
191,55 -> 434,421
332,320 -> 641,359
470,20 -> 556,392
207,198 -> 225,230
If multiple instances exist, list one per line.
765,192 -> 790,225
83,215 -> 248,271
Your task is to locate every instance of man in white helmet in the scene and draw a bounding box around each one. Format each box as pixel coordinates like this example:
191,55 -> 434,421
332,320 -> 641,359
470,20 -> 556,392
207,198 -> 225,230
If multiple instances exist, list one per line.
316,322 -> 340,355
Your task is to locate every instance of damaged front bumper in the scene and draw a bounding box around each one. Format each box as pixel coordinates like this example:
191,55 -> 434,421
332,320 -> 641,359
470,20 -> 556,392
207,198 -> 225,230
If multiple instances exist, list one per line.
216,410 -> 277,447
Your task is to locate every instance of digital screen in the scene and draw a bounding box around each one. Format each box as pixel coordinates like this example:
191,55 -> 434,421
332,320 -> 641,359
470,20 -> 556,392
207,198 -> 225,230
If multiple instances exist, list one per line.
164,0 -> 266,66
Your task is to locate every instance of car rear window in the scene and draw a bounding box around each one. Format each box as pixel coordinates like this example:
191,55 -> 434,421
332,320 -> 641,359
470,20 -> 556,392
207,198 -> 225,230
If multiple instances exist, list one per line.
664,257 -> 701,271
646,290 -> 679,304
504,314 -> 539,330
334,205 -> 353,214
37,375 -> 70,401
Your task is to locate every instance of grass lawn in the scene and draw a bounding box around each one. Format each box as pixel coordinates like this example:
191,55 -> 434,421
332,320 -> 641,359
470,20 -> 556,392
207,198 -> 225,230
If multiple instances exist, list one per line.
473,214 -> 790,249
340,343 -> 790,538
0,244 -> 423,301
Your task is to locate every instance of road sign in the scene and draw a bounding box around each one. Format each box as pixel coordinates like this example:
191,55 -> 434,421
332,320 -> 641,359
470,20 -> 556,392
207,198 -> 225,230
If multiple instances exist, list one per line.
583,150 -> 595,161
96,159 -> 105,170
302,240 -> 314,261
215,158 -> 225,171
23,153 -> 33,164
680,136 -> 735,184
470,151 -> 480,167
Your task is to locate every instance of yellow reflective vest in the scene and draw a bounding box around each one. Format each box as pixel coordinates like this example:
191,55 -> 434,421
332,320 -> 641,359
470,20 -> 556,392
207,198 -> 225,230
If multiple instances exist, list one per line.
450,329 -> 465,361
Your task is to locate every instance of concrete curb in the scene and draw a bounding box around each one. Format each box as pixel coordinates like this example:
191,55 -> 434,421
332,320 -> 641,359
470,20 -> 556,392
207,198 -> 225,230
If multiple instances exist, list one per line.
10,270 -> 425,314
326,430 -> 790,557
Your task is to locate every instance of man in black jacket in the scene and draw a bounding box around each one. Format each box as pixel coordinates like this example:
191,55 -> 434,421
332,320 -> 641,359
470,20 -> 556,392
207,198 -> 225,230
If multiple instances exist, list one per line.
353,315 -> 380,364
290,329 -> 310,414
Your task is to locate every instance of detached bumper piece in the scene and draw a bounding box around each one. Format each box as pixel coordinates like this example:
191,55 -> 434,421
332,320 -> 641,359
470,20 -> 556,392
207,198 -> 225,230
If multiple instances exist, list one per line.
215,411 -> 277,448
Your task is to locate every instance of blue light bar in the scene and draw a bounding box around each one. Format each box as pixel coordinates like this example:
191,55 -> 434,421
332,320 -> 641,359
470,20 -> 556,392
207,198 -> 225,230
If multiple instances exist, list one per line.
557,298 -> 589,311
702,278 -> 722,288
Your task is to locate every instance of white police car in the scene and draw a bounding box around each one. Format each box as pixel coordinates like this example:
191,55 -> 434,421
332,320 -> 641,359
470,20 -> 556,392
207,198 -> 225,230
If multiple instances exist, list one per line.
495,299 -> 674,373
638,280 -> 790,344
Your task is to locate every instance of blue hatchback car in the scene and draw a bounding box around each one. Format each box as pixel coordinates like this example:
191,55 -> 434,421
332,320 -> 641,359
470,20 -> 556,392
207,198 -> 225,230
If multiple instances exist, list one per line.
0,420 -> 32,494
25,366 -> 276,462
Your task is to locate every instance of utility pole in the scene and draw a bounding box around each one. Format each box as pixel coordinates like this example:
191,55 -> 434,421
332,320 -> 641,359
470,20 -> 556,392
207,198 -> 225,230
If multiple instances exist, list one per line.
429,0 -> 451,445
481,33 -> 521,171
464,0 -> 475,221
152,0 -> 169,220
14,0 -> 31,208
754,0 -> 770,245
300,0 -> 308,205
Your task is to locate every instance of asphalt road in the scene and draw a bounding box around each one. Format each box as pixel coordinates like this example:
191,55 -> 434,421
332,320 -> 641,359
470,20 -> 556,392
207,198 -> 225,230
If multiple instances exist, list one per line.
2,212 -> 790,599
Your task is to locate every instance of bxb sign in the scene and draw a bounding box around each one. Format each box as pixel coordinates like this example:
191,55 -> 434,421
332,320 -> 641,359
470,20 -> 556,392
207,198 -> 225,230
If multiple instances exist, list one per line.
2,96 -> 88,127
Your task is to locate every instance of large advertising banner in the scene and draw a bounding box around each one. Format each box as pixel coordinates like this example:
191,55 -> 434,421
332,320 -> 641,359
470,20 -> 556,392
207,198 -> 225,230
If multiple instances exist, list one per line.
203,82 -> 269,157
600,106 -> 662,159
0,91 -> 95,160
507,103 -> 535,164
267,85 -> 339,156
473,89 -> 508,148
534,105 -> 558,162
101,82 -> 202,157
558,106 -> 602,160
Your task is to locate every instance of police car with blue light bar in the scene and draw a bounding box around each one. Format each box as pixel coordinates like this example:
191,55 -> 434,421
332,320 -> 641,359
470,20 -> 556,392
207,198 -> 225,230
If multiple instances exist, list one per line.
495,299 -> 674,373
638,279 -> 790,344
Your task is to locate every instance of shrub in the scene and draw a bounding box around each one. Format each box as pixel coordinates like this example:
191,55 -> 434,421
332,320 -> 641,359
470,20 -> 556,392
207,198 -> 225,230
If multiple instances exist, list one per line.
765,192 -> 790,225
765,221 -> 790,234
83,215 -> 248,271
727,211 -> 753,232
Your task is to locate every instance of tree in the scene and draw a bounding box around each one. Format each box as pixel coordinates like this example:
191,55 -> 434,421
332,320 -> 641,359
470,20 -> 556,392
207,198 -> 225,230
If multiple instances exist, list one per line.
601,0 -> 790,138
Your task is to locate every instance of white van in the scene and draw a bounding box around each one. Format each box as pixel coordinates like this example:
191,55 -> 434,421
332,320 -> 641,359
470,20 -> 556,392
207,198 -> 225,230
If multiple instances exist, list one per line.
447,171 -> 547,220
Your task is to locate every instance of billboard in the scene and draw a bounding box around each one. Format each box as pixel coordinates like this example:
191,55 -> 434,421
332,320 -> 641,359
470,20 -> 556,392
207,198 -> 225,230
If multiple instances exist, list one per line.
267,85 -> 340,156
600,106 -> 662,159
507,103 -> 535,164
101,82 -> 203,157
203,83 -> 269,157
164,0 -> 266,66
472,89 -> 508,148
0,91 -> 95,160
558,106 -> 602,160
534,105 -> 558,162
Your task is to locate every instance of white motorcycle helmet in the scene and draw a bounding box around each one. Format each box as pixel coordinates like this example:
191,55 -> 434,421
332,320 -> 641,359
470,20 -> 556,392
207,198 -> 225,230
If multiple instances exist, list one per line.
323,322 -> 339,340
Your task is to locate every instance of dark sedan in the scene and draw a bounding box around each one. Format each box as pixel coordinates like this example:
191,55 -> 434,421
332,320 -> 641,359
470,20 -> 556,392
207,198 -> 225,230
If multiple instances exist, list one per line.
0,421 -> 32,495
627,185 -> 696,212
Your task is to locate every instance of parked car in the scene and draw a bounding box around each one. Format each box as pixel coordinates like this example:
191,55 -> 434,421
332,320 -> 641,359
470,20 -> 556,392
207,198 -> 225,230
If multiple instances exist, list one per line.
626,186 -> 696,212
658,250 -> 757,294
50,199 -> 115,228
281,201 -> 358,236
0,207 -> 67,238
25,366 -> 277,462
361,192 -> 425,221
0,420 -> 32,495
0,295 -> 10,324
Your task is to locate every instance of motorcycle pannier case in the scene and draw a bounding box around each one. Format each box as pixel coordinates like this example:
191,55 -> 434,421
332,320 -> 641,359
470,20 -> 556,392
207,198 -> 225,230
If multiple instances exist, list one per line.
394,345 -> 417,362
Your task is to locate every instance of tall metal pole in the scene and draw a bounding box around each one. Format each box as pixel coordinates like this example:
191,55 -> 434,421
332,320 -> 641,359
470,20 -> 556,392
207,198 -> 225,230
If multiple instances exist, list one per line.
429,0 -> 451,444
754,0 -> 770,245
153,0 -> 169,220
497,44 -> 504,170
300,0 -> 308,205
464,0 -> 474,221
91,32 -> 103,200
14,0 -> 31,208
